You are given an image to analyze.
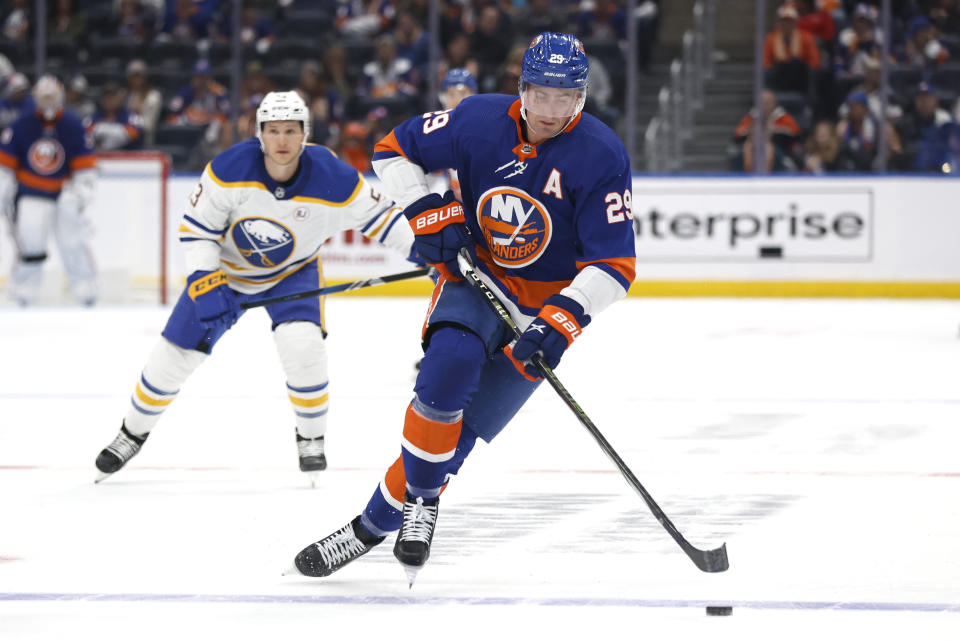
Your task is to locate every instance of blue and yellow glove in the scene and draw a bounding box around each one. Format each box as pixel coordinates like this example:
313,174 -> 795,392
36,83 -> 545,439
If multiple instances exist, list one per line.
187,269 -> 238,332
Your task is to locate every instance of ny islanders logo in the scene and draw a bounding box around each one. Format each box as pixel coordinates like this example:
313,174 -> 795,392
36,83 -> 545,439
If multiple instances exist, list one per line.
232,217 -> 295,268
27,138 -> 66,175
476,187 -> 552,268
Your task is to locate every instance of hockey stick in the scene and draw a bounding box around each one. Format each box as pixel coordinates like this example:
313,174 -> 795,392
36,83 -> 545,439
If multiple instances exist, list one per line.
240,267 -> 432,310
456,249 -> 729,573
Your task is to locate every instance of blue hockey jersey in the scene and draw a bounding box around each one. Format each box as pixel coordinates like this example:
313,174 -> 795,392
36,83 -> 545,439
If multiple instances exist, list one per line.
0,109 -> 96,200
373,94 -> 635,317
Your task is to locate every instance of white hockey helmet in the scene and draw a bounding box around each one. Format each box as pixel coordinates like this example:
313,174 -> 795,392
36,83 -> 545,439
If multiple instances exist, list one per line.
255,90 -> 311,153
33,74 -> 65,120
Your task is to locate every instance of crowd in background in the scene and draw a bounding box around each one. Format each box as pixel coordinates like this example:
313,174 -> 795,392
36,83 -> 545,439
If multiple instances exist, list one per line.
732,0 -> 960,173
0,0 -> 660,172
2,0 -> 957,174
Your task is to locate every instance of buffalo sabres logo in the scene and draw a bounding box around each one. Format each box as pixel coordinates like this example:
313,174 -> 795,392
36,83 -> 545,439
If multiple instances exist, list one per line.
232,217 -> 295,268
476,186 -> 552,268
27,138 -> 66,176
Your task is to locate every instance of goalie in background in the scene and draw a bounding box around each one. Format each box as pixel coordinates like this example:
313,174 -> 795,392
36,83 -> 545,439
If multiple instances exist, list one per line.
93,90 -> 420,485
0,74 -> 98,306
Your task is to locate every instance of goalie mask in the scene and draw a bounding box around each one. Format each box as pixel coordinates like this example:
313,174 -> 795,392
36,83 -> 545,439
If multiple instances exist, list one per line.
33,74 -> 65,121
256,91 -> 311,155
519,33 -> 589,135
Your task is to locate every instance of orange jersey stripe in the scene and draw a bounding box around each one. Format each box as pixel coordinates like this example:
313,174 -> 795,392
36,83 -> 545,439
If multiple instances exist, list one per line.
576,256 -> 636,284
383,456 -> 406,503
71,155 -> 97,171
373,130 -> 407,158
0,149 -> 18,170
421,277 -> 446,341
402,403 -> 462,456
16,170 -> 65,192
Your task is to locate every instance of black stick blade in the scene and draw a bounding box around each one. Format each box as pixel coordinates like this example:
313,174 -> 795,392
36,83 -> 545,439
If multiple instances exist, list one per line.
688,542 -> 729,573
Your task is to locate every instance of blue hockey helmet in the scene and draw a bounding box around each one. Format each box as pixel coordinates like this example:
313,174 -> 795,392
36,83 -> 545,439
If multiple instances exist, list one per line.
519,33 -> 589,131
520,32 -> 589,91
442,67 -> 477,92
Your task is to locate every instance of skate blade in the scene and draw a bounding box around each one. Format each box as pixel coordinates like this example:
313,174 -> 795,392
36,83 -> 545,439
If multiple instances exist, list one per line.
94,471 -> 112,484
306,472 -> 322,488
401,563 -> 422,589
281,563 -> 302,577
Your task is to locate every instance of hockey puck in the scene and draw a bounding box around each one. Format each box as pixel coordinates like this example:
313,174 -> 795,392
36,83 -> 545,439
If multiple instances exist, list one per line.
706,606 -> 733,616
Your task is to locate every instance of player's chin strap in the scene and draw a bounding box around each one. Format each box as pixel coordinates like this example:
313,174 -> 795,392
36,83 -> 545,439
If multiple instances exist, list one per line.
455,249 -> 729,574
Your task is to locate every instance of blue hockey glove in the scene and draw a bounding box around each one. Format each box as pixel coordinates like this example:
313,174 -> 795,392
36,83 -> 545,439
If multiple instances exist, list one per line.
402,190 -> 473,282
511,294 -> 591,378
187,269 -> 238,332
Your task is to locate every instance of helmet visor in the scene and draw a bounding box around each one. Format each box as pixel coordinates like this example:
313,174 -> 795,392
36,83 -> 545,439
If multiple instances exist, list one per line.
520,80 -> 585,119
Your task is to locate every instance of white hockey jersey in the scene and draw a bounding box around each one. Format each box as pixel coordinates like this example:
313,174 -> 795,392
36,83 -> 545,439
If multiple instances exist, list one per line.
180,139 -> 414,294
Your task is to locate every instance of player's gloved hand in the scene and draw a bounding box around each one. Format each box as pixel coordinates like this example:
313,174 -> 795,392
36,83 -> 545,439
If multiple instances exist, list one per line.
511,294 -> 591,378
187,269 -> 238,332
402,190 -> 473,281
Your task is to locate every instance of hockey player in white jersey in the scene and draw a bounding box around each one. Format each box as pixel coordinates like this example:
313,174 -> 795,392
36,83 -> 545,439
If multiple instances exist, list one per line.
94,91 -> 418,483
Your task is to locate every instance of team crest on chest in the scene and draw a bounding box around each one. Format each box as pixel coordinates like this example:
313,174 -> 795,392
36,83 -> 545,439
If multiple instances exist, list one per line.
232,217 -> 295,268
27,138 -> 66,175
476,186 -> 552,268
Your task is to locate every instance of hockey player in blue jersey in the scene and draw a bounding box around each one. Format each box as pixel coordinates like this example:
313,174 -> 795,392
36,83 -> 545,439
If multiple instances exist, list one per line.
93,91 -> 418,484
293,32 -> 636,584
0,75 -> 98,305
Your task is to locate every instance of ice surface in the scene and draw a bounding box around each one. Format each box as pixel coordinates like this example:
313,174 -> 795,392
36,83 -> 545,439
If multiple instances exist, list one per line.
1,297 -> 958,640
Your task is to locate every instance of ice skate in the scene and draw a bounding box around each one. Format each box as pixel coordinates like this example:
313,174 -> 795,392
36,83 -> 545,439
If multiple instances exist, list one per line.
94,422 -> 148,482
393,492 -> 439,588
296,432 -> 326,487
292,516 -> 385,577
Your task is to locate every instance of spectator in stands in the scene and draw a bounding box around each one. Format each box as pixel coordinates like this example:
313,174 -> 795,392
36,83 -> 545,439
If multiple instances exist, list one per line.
237,6 -> 275,54
803,120 -> 842,173
1,0 -> 30,41
575,0 -> 627,40
322,44 -> 353,107
445,32 -> 478,80
514,0 -> 569,40
124,59 -> 162,147
0,73 -> 34,129
764,3 -> 822,93
240,60 -> 275,105
216,92 -> 260,153
895,81 -> 954,171
65,74 -> 96,121
731,126 -> 793,172
836,91 -> 882,170
584,55 -> 619,128
336,0 -> 396,39
470,6 -> 513,92
733,89 -> 803,163
928,0 -> 960,36
495,43 -> 527,95
85,82 -> 144,151
357,35 -> 417,101
635,0 -> 661,73
897,15 -> 950,67
835,3 -> 883,82
159,0 -> 214,42
337,121 -> 372,173
838,56 -> 903,122
48,0 -> 86,41
295,60 -> 337,148
394,10 -> 431,80
166,60 -> 229,126
796,0 -> 836,45
113,0 -> 159,42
